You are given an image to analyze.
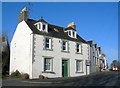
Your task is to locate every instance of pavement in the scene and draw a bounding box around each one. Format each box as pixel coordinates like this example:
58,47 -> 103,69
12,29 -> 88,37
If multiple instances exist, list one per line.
2,71 -> 120,87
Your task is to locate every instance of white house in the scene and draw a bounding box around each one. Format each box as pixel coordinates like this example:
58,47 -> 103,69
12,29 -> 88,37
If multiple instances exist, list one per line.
87,41 -> 101,73
10,7 -> 90,79
87,40 -> 107,73
99,53 -> 108,71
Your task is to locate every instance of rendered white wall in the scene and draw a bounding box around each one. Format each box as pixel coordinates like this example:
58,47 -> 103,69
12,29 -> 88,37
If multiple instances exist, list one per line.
32,34 -> 90,78
89,44 -> 101,73
10,21 -> 33,78
90,45 -> 97,73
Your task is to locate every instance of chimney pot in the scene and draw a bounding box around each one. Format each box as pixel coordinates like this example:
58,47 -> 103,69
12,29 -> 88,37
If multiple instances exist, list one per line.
18,7 -> 28,23
67,22 -> 76,29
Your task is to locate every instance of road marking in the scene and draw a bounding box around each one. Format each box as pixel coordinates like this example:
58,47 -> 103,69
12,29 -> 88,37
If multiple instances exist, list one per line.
22,81 -> 61,84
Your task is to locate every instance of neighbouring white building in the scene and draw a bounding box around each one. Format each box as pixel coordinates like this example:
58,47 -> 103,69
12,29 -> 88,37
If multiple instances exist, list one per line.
10,7 -> 90,79
99,53 -> 108,71
87,40 -> 108,73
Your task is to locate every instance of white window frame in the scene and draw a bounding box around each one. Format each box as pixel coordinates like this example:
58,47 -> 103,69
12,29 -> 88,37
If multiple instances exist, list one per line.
76,43 -> 82,54
39,23 -> 41,29
44,37 -> 52,49
68,30 -> 77,38
76,60 -> 83,72
68,30 -> 71,36
62,40 -> 68,51
44,58 -> 53,72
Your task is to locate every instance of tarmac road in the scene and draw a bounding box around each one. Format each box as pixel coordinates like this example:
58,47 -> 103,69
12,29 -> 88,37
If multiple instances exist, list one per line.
2,71 -> 120,87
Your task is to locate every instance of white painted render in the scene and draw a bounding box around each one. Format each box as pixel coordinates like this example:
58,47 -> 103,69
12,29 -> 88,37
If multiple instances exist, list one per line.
89,45 -> 96,73
32,34 -> 90,78
89,44 -> 101,73
10,21 -> 33,78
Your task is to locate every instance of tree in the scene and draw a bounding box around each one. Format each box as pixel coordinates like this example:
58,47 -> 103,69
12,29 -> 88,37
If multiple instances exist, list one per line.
0,34 -> 10,76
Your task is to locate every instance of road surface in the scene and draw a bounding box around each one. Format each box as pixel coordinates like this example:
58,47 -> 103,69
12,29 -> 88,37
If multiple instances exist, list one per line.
2,71 -> 120,87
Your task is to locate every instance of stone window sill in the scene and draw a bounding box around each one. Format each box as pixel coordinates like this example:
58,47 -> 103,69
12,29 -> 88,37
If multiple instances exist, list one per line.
61,50 -> 70,53
42,71 -> 56,74
76,72 -> 84,73
76,52 -> 83,55
43,48 -> 53,51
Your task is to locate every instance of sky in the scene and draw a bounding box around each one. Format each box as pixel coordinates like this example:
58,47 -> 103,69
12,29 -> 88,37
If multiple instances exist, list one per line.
2,2 -> 118,65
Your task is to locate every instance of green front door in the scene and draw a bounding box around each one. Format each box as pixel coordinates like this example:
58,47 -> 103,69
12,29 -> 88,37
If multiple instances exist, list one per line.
62,60 -> 68,77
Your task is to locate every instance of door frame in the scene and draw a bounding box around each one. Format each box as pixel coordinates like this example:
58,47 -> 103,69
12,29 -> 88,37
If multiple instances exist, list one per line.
62,58 -> 70,77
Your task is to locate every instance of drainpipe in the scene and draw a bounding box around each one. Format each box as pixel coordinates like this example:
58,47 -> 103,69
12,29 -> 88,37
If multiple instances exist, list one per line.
86,65 -> 87,75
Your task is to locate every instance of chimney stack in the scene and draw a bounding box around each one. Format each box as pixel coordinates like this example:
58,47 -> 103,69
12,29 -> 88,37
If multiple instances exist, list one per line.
18,7 -> 28,23
67,22 -> 76,29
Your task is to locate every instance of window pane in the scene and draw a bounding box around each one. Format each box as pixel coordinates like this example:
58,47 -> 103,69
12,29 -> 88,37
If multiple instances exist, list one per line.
76,60 -> 82,72
76,61 -> 80,71
44,58 -> 51,71
43,24 -> 46,30
77,44 -> 79,48
62,41 -> 66,50
76,44 -> 79,52
73,32 -> 75,37
45,38 -> 49,49
69,31 -> 71,36
77,49 -> 79,52
63,46 -> 66,50
76,43 -> 82,53
39,24 -> 41,29
46,38 -> 49,43
45,43 -> 49,48
63,41 -> 65,46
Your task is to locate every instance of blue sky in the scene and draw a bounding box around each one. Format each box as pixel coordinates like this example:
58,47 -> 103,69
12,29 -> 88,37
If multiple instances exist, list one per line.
2,2 -> 118,65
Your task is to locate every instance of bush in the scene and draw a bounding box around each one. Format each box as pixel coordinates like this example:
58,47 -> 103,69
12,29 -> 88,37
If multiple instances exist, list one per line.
39,75 -> 45,79
21,73 -> 29,79
10,70 -> 21,78
96,67 -> 100,72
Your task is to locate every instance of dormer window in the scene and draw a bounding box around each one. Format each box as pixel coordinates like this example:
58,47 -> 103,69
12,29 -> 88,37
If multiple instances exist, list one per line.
34,19 -> 48,32
67,30 -> 77,38
34,22 -> 48,32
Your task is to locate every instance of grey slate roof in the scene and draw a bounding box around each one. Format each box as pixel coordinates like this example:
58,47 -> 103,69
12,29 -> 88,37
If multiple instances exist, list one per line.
26,19 -> 87,43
